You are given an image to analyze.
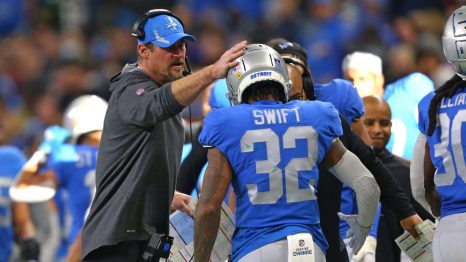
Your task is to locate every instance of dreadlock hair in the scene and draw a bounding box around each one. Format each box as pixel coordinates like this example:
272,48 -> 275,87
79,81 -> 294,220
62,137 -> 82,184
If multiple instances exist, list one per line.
427,74 -> 466,136
241,80 -> 286,104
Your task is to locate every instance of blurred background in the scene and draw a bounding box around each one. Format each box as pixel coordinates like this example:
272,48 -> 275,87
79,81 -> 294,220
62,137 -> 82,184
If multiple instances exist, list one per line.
0,0 -> 460,155
0,1 -> 464,262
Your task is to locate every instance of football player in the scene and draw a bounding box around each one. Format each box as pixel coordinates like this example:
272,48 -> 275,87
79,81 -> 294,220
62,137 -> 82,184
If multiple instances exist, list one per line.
412,6 -> 466,261
194,44 -> 380,262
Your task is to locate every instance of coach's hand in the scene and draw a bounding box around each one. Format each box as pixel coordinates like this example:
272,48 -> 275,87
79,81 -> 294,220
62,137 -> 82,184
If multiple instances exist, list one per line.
400,214 -> 423,240
171,191 -> 193,217
338,212 -> 371,255
209,40 -> 247,79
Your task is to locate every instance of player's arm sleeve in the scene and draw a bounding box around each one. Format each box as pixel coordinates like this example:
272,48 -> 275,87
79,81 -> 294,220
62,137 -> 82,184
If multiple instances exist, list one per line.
328,148 -> 380,227
410,133 -> 433,214
117,81 -> 184,127
340,186 -> 357,216
345,128 -> 416,220
411,94 -> 435,214
339,186 -> 356,237
369,204 -> 381,238
341,186 -> 381,238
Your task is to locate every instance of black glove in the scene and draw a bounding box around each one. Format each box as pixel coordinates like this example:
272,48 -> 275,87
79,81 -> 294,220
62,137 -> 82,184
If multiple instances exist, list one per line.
20,238 -> 40,261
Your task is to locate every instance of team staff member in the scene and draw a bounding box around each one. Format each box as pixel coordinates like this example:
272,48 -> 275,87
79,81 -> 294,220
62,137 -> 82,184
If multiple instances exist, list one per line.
360,96 -> 433,262
81,8 -> 247,262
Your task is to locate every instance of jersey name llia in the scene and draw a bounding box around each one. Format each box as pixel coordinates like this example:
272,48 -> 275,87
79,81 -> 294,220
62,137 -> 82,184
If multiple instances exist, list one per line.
252,108 -> 300,125
440,93 -> 466,109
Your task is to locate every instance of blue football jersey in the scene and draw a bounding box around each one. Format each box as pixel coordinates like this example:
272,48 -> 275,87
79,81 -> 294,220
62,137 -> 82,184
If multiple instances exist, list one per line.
418,90 -> 466,218
0,146 -> 26,262
385,73 -> 434,160
314,79 -> 364,123
47,144 -> 97,244
199,100 -> 343,260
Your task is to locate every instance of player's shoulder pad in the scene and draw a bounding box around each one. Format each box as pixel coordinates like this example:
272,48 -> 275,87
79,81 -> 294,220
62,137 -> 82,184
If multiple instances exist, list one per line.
418,91 -> 436,112
330,79 -> 361,99
316,79 -> 359,99
299,100 -> 339,116
317,100 -> 340,116
329,78 -> 357,90
204,107 -> 231,127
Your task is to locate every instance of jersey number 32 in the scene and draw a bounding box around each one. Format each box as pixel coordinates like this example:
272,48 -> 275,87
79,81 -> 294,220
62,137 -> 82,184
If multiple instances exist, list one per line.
241,126 -> 318,205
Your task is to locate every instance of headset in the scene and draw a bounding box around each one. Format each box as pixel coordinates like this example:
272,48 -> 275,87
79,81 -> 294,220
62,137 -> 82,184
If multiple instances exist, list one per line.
131,9 -> 185,40
282,56 -> 316,101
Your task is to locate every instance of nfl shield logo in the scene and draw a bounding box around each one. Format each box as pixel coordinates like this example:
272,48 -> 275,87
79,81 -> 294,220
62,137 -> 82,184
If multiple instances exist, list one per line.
299,239 -> 305,247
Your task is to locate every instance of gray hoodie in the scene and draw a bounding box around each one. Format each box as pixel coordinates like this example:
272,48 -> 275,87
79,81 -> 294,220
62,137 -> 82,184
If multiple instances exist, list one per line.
81,63 -> 185,259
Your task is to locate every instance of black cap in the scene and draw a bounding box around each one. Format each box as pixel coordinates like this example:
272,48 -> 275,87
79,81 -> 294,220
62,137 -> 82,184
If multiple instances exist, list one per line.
267,38 -> 308,65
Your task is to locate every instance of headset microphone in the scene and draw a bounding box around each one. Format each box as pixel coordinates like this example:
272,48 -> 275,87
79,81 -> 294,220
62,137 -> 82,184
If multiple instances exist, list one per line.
182,56 -> 192,76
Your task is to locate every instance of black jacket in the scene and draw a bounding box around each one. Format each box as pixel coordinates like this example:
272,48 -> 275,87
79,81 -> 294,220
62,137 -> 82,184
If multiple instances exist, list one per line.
82,64 -> 185,259
375,149 -> 434,262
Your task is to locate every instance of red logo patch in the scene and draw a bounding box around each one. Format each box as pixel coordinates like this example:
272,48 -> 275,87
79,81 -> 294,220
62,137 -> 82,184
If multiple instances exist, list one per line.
299,239 -> 305,247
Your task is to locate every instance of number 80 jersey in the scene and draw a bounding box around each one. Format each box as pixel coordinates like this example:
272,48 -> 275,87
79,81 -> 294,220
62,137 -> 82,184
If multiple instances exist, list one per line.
199,100 -> 343,227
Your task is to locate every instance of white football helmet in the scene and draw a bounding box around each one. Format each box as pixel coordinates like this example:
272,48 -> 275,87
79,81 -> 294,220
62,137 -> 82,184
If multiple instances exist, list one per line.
443,5 -> 466,79
226,43 -> 291,105
63,95 -> 108,142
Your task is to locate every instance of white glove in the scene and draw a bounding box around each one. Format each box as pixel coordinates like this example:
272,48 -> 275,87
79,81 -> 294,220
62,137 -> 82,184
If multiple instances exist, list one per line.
352,236 -> 376,262
338,212 -> 372,255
